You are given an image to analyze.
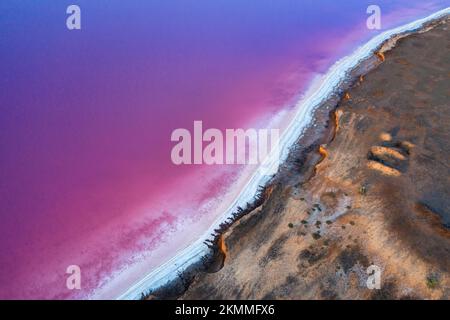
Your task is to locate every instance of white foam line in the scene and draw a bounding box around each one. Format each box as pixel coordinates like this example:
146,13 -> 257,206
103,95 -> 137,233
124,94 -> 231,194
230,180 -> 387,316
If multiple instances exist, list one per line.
116,7 -> 450,300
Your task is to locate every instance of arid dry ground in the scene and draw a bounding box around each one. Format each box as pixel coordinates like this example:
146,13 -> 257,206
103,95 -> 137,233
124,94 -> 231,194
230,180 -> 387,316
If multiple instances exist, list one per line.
178,19 -> 450,300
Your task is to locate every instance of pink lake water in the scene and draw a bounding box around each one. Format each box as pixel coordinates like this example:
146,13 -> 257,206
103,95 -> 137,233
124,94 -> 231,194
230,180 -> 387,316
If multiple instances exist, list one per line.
0,0 -> 448,299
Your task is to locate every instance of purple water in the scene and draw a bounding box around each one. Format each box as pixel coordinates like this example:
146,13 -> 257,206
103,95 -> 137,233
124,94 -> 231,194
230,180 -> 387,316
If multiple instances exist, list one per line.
0,0 -> 448,299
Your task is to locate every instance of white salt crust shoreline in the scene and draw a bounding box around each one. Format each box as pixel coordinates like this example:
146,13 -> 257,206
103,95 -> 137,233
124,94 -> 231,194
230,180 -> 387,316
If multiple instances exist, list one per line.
101,7 -> 450,300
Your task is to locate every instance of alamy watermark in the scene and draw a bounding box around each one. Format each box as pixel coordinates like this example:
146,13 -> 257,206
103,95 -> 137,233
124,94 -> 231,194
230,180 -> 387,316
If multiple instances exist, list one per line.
366,264 -> 381,290
66,5 -> 81,30
64,5 -> 382,32
171,121 -> 281,175
367,5 -> 382,30
66,265 -> 81,290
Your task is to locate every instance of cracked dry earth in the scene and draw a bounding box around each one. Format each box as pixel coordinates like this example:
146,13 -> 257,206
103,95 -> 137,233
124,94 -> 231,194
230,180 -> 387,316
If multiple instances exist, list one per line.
180,20 -> 450,300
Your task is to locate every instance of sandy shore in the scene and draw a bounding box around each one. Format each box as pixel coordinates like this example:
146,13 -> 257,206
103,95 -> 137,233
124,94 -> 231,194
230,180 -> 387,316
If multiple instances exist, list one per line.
169,15 -> 450,300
